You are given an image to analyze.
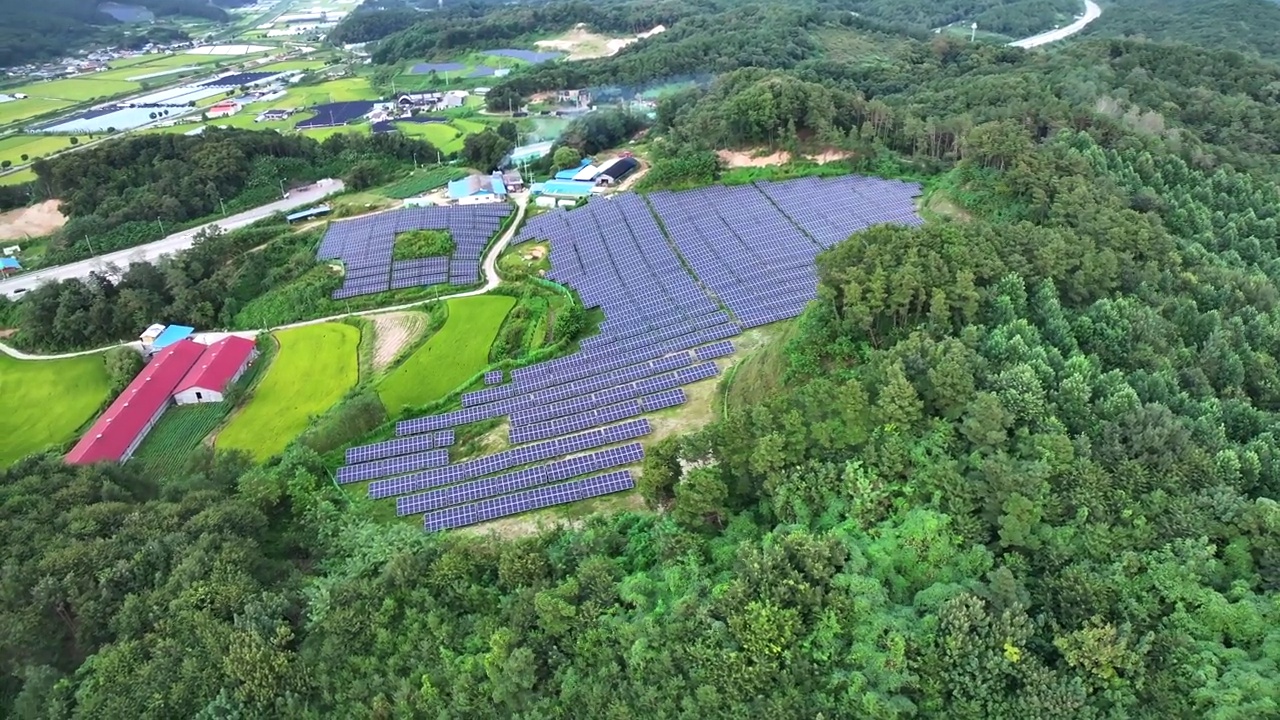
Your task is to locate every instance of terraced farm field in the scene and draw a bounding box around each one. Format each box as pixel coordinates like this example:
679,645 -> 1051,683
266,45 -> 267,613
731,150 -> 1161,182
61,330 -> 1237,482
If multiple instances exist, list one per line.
218,323 -> 361,460
378,295 -> 515,413
0,353 -> 111,465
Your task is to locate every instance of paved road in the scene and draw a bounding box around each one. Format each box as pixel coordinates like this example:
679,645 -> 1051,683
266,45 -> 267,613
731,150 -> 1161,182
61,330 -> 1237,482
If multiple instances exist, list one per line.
0,192 -> 529,360
0,179 -> 344,299
1009,0 -> 1102,48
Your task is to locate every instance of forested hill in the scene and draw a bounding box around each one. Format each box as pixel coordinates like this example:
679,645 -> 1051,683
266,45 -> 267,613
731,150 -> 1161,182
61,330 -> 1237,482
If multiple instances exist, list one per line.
1082,0 -> 1280,60
336,0 -> 1078,60
6,17 -> 1280,715
0,0 -> 245,66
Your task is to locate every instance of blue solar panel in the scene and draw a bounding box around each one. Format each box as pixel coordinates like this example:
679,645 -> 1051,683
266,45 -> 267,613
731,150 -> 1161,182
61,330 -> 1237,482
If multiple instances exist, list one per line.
423,470 -> 635,531
397,442 -> 643,516
345,435 -> 434,464
336,449 -> 450,484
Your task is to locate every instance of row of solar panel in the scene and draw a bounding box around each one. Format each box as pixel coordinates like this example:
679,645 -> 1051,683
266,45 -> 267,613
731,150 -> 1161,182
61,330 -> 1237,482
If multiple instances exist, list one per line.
423,470 -> 635,531
397,442 -> 644,516
345,430 -> 455,464
371,418 -> 651,499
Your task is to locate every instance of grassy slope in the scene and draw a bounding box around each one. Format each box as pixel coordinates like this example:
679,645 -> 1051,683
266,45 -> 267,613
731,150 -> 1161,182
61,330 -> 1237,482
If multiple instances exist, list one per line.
0,353 -> 110,465
217,323 -> 360,460
0,135 -> 77,166
377,295 -> 516,413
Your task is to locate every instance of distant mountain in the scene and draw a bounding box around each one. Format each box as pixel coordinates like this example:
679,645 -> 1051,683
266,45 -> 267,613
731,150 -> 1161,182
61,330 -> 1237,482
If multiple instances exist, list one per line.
0,0 -> 251,68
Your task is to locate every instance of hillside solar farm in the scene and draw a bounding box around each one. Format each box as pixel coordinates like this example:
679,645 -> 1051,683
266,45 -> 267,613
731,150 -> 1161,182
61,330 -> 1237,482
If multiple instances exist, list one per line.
326,175 -> 923,530
318,204 -> 512,297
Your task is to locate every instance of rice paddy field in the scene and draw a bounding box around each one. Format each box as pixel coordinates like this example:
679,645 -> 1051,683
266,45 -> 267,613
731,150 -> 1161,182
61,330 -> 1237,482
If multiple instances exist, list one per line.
0,167 -> 36,185
217,323 -> 360,461
0,134 -> 78,166
377,295 -> 516,413
280,78 -> 380,107
0,353 -> 111,466
18,78 -> 142,101
396,122 -> 467,153
0,97 -> 74,128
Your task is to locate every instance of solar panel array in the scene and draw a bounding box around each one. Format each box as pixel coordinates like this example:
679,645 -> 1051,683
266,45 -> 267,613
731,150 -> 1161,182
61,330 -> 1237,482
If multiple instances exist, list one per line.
423,470 -> 635,531
319,204 -> 511,299
366,176 -> 921,530
336,448 -> 449,484
370,418 -> 651,499
344,430 -> 455,464
397,442 -> 643,516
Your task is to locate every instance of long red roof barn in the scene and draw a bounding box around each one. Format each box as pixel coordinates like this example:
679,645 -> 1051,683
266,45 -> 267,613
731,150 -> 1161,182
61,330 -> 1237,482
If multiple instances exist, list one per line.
173,336 -> 258,404
65,340 -> 205,465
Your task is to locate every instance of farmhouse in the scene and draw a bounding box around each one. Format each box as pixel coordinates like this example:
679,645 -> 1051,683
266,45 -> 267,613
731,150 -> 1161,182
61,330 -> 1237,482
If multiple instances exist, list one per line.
397,92 -> 441,107
65,340 -> 206,465
66,337 -> 260,464
447,174 -> 508,204
173,336 -> 258,404
256,109 -> 291,122
207,100 -> 241,119
0,257 -> 21,276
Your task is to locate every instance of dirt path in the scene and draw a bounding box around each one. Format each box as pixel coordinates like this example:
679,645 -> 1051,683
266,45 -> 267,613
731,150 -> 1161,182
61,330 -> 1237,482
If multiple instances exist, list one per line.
0,200 -> 66,241
369,311 -> 430,372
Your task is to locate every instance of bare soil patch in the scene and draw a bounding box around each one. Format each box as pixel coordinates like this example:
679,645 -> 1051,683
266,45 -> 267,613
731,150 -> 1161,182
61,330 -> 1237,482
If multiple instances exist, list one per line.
809,149 -> 852,164
0,200 -> 66,241
369,311 -> 430,372
535,24 -> 663,60
718,149 -> 792,168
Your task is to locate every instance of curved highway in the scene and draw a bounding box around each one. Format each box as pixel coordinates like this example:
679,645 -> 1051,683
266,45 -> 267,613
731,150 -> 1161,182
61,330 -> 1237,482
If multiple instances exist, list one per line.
1009,0 -> 1102,49
0,193 -> 529,360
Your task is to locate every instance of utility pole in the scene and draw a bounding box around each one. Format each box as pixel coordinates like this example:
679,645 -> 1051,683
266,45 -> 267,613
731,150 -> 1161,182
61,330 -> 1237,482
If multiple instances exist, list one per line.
219,196 -> 227,216
971,22 -> 978,41
279,178 -> 286,198
157,216 -> 164,235
413,152 -> 418,169
85,235 -> 94,254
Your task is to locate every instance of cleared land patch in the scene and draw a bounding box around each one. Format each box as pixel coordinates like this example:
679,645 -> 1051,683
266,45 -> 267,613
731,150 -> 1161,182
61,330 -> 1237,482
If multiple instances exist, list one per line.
0,199 -> 67,240
369,311 -> 431,372
0,353 -> 111,465
218,323 -> 360,460
377,295 -> 515,413
22,78 -> 140,101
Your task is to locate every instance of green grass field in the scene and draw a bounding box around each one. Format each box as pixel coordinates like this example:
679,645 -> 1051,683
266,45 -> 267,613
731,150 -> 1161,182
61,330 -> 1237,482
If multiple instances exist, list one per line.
0,353 -> 111,465
0,167 -> 36,185
19,78 -> 141,101
0,97 -> 74,127
130,403 -> 228,477
0,134 -> 76,166
280,78 -> 379,107
377,295 -> 515,413
451,118 -> 487,134
257,59 -> 332,72
396,122 -> 466,153
218,323 -> 360,460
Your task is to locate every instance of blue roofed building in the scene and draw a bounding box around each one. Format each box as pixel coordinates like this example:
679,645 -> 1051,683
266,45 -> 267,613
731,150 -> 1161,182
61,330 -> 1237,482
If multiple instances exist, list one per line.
533,179 -> 596,207
448,174 -> 508,204
151,324 -> 195,351
554,158 -> 594,180
0,257 -> 21,275
509,140 -> 554,166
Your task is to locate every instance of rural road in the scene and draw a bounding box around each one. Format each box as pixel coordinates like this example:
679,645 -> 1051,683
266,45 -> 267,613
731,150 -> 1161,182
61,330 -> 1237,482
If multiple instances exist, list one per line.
0,192 -> 529,360
1009,0 -> 1102,48
0,179 -> 344,299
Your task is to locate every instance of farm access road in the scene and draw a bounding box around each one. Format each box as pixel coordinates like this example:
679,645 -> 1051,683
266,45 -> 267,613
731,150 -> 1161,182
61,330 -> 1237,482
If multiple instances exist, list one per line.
0,179 -> 345,300
0,192 -> 530,360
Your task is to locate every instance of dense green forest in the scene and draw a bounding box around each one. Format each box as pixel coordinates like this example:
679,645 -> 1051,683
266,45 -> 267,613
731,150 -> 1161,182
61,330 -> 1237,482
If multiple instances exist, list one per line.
8,0 -> 1280,716
0,0 -> 242,67
339,0 -> 1074,64
12,130 -> 440,265
1084,0 -> 1280,61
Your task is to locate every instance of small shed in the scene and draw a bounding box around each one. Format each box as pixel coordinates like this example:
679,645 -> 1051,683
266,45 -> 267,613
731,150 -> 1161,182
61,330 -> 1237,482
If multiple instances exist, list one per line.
152,324 -> 195,350
139,323 -> 167,345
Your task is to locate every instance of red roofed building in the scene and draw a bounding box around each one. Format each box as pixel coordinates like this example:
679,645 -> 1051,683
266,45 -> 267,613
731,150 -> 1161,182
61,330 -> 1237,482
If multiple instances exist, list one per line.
65,340 -> 206,465
174,336 -> 258,404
